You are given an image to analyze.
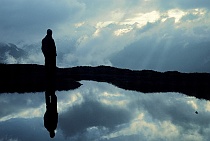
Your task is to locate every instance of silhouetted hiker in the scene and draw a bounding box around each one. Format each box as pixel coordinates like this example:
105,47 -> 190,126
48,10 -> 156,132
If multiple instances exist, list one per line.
42,29 -> 57,81
44,90 -> 58,138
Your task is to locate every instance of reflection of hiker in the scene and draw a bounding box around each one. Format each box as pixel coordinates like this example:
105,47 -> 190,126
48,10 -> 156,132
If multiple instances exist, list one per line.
41,29 -> 57,79
44,90 -> 58,138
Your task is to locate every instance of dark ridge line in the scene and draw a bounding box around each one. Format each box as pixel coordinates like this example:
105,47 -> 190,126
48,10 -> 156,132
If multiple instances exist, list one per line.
0,64 -> 210,101
0,64 -> 81,93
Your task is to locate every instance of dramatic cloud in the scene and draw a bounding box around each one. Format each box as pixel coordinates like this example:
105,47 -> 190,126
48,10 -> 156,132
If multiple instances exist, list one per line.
110,20 -> 210,72
1,0 -> 210,72
1,1 -> 210,139
0,0 -> 84,43
156,0 -> 210,10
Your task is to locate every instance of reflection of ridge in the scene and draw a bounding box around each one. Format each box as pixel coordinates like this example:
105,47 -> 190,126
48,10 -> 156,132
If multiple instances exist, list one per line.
67,66 -> 210,100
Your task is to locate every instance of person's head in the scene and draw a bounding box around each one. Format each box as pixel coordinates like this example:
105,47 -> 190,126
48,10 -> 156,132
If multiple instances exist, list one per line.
50,130 -> 55,138
47,29 -> 52,36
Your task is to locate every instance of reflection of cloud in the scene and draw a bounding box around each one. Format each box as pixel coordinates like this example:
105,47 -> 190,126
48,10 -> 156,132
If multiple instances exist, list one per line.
0,106 -> 45,122
205,101 -> 210,112
59,100 -> 132,139
102,91 -> 210,141
187,100 -> 198,110
134,93 -> 210,139
0,93 -> 45,121
103,114 -> 181,141
0,117 -> 67,141
1,81 -> 210,140
58,92 -> 84,113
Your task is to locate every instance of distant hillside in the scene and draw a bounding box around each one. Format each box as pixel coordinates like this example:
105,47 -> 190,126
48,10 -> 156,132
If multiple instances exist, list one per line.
0,64 -> 210,100
0,43 -> 27,63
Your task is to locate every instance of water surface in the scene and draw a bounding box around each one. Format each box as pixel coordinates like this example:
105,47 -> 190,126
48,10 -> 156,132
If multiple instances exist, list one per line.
0,81 -> 210,141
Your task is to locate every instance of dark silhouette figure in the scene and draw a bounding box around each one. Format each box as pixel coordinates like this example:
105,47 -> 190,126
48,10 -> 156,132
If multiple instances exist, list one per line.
42,29 -> 58,138
42,29 -> 57,81
44,89 -> 58,138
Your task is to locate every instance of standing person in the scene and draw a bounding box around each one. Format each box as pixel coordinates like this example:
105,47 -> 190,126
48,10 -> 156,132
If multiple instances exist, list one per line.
41,29 -> 57,81
42,29 -> 58,138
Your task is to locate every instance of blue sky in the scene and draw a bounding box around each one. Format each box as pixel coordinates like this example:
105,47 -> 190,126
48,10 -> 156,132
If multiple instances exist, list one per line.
0,0 -> 210,72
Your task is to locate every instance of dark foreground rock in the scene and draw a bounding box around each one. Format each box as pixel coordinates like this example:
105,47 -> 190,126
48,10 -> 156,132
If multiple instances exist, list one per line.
0,64 -> 210,101
0,64 -> 81,93
62,66 -> 210,100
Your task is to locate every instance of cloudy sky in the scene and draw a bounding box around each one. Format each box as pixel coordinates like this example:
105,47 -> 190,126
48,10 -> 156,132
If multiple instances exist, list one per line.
1,1 -> 210,140
0,0 -> 210,72
1,81 -> 210,141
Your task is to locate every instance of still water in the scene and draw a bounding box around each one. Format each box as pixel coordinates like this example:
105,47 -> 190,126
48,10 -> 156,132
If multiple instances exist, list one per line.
0,81 -> 210,141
